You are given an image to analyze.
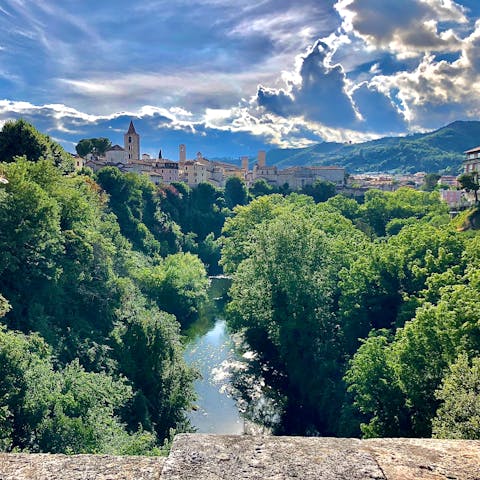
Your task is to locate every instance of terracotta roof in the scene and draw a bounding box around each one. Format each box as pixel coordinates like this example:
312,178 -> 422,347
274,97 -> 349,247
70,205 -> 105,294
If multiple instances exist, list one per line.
464,145 -> 480,154
108,144 -> 124,151
127,120 -> 137,134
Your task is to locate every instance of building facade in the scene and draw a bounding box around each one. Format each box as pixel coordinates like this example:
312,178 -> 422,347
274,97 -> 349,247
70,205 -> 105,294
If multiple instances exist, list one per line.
124,121 -> 140,162
464,145 -> 480,173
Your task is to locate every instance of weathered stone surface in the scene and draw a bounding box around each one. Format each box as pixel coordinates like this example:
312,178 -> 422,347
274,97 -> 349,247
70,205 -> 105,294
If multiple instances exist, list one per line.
1,436 -> 480,479
363,438 -> 480,480
160,434 -> 385,479
0,453 -> 164,480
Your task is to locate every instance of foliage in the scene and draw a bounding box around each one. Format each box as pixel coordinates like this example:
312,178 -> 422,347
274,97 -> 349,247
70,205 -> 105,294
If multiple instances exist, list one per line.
223,184 -> 480,439
344,332 -> 410,437
0,326 -> 160,454
0,152 -> 198,453
76,138 -> 112,157
0,120 -> 73,172
111,285 -> 197,440
133,253 -> 208,326
249,179 -> 275,197
422,173 -> 441,191
224,176 -> 248,209
299,179 -> 336,203
433,354 -> 480,439
224,195 -> 367,434
458,172 -> 479,203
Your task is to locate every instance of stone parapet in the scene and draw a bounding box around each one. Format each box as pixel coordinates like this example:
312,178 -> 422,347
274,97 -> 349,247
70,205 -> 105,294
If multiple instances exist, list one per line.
1,435 -> 479,479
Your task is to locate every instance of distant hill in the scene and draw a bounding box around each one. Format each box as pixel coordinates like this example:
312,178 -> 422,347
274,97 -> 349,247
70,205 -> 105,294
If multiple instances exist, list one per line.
266,121 -> 480,173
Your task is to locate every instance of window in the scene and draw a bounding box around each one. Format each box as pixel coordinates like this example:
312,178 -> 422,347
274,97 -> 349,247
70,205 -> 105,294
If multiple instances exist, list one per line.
128,136 -> 132,143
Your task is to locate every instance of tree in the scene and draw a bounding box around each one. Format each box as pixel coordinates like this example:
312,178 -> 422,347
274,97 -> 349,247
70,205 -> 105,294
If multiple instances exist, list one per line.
0,154 -> 197,450
300,179 -> 336,203
134,252 -> 208,325
433,354 -> 480,439
0,120 -> 73,171
0,326 -> 159,454
458,172 -> 479,203
225,198 -> 366,435
75,139 -> 93,157
75,138 -> 112,157
422,173 -> 441,191
249,179 -> 274,197
224,176 -> 248,209
344,332 -> 410,437
111,289 -> 197,440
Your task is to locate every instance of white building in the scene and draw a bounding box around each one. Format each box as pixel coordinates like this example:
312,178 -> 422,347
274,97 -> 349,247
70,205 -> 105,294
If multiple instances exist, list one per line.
105,144 -> 126,164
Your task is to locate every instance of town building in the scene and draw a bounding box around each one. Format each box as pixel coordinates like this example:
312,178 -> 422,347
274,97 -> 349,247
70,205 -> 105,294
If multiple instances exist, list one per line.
105,145 -> 126,164
463,145 -> 480,173
81,121 -> 346,190
124,121 -> 140,162
439,189 -> 468,209
251,151 -> 346,188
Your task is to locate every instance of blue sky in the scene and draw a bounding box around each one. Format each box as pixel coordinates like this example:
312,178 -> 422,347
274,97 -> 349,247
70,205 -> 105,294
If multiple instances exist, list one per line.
0,0 -> 479,159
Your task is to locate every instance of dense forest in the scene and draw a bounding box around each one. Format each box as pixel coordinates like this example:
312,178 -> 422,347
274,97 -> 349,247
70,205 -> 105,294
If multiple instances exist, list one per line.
222,189 -> 480,438
1,119 -> 480,456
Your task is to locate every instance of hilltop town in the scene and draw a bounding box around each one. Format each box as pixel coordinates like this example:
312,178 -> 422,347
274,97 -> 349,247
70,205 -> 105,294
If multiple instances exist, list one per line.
77,121 -> 346,189
74,120 -> 480,211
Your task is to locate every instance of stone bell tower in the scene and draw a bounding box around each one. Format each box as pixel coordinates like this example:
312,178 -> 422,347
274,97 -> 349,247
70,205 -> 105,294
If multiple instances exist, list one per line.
124,120 -> 140,162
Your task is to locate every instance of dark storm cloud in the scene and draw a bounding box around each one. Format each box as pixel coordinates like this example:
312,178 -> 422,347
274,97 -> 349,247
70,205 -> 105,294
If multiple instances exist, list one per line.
257,41 -> 358,128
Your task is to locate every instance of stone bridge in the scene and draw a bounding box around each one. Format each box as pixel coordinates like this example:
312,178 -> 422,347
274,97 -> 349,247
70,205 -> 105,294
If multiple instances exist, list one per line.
1,434 -> 479,479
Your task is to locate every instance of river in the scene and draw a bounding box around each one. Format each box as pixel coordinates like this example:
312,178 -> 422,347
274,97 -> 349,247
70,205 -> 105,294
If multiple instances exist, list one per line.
183,277 -> 244,434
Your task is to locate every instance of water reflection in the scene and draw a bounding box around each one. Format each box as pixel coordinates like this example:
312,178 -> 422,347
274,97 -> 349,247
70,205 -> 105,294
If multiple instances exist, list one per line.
183,278 -> 244,434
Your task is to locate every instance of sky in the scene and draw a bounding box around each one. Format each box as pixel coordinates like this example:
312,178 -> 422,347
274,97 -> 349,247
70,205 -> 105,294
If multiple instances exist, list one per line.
0,0 -> 480,159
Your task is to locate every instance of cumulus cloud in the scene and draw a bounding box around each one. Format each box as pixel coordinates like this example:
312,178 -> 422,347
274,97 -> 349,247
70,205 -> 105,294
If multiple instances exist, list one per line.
256,41 -> 359,128
336,0 -> 467,58
364,19 -> 480,128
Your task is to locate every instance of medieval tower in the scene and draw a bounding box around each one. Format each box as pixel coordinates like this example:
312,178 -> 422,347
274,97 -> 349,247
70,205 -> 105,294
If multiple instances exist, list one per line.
124,121 -> 140,162
179,144 -> 186,162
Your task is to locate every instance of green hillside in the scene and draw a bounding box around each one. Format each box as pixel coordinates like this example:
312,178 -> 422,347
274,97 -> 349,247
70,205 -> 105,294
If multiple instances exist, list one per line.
266,121 -> 480,173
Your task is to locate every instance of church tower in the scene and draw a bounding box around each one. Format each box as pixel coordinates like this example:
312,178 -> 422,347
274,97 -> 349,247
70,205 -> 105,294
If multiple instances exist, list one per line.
124,120 -> 140,162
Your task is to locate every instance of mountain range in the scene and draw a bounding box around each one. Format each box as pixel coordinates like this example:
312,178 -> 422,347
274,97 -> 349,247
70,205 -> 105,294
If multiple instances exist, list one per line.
262,121 -> 480,174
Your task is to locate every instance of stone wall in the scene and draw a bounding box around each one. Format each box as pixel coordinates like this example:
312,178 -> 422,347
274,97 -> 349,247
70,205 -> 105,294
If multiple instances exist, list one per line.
1,435 -> 479,479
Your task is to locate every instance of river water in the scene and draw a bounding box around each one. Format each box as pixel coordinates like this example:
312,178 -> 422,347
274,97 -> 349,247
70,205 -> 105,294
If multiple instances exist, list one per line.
183,277 -> 244,434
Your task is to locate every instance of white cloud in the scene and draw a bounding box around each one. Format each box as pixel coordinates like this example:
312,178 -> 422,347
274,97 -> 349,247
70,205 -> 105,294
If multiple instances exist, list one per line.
335,0 -> 467,58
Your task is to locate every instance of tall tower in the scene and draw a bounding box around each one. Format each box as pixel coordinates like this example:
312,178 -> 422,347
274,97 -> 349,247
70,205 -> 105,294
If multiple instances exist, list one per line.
258,150 -> 266,167
241,156 -> 249,172
124,121 -> 140,162
179,144 -> 186,162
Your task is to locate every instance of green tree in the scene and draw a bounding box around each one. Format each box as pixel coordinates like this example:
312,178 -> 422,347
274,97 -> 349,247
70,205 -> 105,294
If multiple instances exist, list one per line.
0,120 -> 73,171
76,138 -> 112,157
0,154 -> 196,450
225,198 -> 365,435
134,252 -> 208,325
112,289 -> 197,439
0,326 -> 158,454
422,173 -> 441,191
458,172 -> 479,203
249,179 -> 274,197
224,176 -> 248,209
300,179 -> 336,203
75,139 -> 93,157
433,354 -> 480,439
345,332 -> 410,437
